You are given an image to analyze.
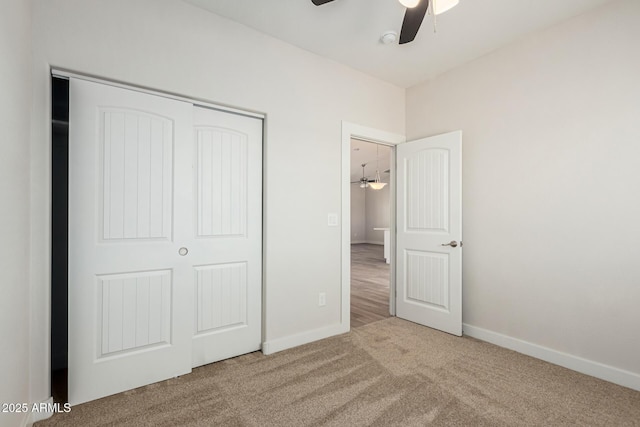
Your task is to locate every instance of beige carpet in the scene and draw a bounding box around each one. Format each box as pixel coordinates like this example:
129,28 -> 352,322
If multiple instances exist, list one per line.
38,318 -> 640,426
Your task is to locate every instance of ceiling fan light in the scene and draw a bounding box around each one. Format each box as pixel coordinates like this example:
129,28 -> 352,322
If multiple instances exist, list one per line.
398,0 -> 420,8
433,0 -> 459,15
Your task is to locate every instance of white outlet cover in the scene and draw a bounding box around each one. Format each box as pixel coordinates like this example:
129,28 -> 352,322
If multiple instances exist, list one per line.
328,213 -> 338,227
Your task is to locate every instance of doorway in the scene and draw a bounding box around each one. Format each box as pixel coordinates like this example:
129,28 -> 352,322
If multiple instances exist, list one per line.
340,122 -> 405,331
341,124 -> 463,335
350,139 -> 392,327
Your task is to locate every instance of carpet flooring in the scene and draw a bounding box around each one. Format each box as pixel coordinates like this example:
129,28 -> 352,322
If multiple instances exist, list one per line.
37,318 -> 640,426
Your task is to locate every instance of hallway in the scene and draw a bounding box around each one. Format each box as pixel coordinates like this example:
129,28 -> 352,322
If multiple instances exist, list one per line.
350,244 -> 391,328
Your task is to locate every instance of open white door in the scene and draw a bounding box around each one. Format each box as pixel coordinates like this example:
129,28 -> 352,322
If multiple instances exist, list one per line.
68,79 -> 194,405
396,131 -> 462,336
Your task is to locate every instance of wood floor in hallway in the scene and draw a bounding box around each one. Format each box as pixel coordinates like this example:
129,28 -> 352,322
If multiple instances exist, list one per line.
350,243 -> 391,328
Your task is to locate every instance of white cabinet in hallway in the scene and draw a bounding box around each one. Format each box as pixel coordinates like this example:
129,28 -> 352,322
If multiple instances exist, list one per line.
373,227 -> 390,264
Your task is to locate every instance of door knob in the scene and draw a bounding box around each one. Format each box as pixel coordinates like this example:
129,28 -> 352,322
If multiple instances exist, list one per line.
441,241 -> 458,248
178,247 -> 189,256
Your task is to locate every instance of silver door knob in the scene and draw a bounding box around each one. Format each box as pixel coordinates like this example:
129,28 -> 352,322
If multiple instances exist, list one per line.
441,241 -> 458,248
178,247 -> 189,256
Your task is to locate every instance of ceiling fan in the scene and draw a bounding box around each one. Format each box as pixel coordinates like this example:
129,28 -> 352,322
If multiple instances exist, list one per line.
351,164 -> 373,188
351,164 -> 390,189
311,0 -> 457,44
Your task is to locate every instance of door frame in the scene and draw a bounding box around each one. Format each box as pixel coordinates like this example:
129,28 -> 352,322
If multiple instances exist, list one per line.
341,122 -> 405,330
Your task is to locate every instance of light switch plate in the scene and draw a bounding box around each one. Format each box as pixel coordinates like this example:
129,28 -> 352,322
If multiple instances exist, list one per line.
328,213 -> 338,227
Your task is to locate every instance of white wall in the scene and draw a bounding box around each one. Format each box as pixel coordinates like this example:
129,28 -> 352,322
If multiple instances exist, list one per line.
0,0 -> 32,426
407,0 -> 640,378
351,184 -> 390,245
29,0 -> 404,403
350,184 -> 366,243
365,186 -> 390,244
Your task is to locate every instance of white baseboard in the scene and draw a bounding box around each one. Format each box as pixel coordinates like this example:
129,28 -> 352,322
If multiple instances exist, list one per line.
463,323 -> 640,392
351,240 -> 366,244
350,241 -> 383,245
26,396 -> 54,426
262,323 -> 349,355
18,412 -> 29,427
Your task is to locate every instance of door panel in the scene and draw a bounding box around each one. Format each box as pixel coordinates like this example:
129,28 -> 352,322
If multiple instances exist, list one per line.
406,250 -> 449,310
195,263 -> 247,333
98,269 -> 172,355
406,148 -> 449,232
196,126 -> 248,237
396,131 -> 462,336
68,79 -> 194,405
100,109 -> 173,240
190,107 -> 263,368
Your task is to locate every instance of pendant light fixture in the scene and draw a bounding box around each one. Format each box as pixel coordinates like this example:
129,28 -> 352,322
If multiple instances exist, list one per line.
368,145 -> 387,190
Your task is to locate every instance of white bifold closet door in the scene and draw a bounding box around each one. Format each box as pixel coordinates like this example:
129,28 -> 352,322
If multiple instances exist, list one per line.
68,78 -> 262,406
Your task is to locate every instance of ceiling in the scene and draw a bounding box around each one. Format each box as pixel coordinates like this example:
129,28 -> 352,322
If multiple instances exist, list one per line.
183,0 -> 614,88
350,139 -> 391,183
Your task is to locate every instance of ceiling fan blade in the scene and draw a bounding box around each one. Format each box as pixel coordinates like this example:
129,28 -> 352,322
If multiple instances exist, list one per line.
311,0 -> 335,5
399,0 -> 429,44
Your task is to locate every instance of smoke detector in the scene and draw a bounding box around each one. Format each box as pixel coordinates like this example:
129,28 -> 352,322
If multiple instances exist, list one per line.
380,31 -> 398,45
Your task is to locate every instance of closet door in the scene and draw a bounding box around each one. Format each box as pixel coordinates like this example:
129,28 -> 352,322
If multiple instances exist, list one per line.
68,79 -> 194,405
190,107 -> 263,367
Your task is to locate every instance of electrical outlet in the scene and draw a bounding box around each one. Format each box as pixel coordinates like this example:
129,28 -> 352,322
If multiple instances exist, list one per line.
327,213 -> 338,227
318,292 -> 326,307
